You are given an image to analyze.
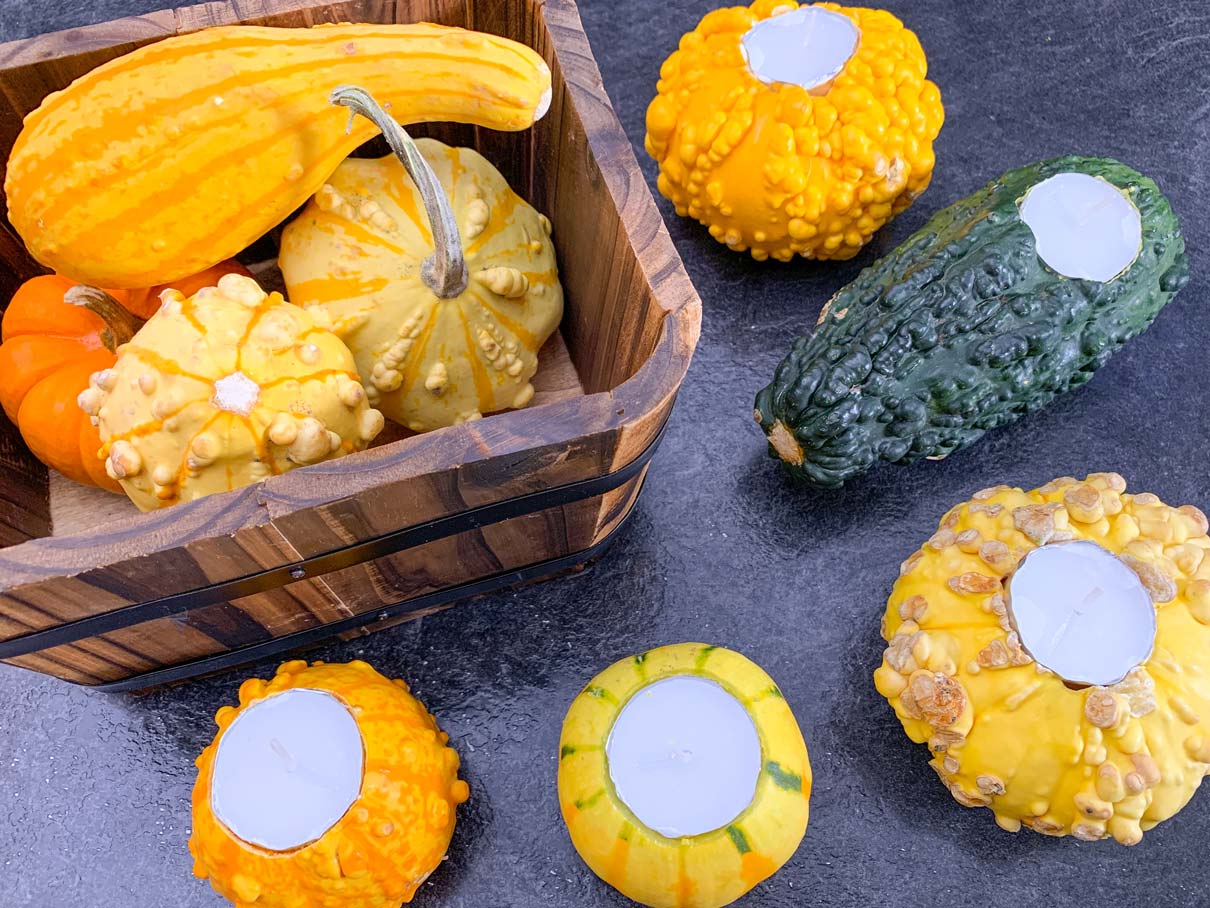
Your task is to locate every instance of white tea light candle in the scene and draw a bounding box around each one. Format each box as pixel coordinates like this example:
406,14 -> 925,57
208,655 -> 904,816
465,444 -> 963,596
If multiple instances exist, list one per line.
606,675 -> 761,837
740,5 -> 859,91
1007,540 -> 1156,687
1019,172 -> 1142,282
210,688 -> 364,850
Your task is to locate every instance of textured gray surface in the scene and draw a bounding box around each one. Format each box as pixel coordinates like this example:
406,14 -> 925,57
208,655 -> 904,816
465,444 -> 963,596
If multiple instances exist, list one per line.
2,1 -> 1209,906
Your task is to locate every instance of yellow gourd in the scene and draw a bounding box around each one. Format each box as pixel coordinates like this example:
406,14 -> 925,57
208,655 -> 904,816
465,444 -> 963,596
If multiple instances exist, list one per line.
190,660 -> 470,908
559,643 -> 810,908
77,273 -> 383,510
646,0 -> 944,261
5,23 -> 552,288
875,474 -> 1210,844
280,87 -> 563,431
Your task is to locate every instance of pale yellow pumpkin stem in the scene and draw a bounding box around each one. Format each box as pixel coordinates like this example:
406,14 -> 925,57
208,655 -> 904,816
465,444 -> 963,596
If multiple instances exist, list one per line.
330,85 -> 469,299
64,285 -> 145,352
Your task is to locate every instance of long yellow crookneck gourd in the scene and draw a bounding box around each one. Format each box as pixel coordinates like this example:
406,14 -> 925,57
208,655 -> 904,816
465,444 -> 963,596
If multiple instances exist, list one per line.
559,643 -> 810,908
875,474 -> 1210,844
280,87 -> 563,432
5,23 -> 552,288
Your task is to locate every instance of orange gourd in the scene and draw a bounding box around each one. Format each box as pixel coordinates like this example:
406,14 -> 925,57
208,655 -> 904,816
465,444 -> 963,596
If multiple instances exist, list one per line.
0,261 -> 249,490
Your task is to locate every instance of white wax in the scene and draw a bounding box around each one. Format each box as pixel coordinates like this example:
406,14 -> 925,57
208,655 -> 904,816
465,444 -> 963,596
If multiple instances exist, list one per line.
211,688 -> 364,851
606,676 -> 761,838
1007,541 -> 1156,686
1018,172 -> 1142,282
741,5 -> 859,91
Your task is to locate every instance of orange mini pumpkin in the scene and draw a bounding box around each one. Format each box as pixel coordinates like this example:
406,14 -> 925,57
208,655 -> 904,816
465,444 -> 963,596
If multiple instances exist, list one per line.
0,262 -> 249,490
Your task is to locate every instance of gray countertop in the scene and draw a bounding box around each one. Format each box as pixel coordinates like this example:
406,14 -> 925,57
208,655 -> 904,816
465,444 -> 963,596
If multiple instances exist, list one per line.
3,1 -> 1209,906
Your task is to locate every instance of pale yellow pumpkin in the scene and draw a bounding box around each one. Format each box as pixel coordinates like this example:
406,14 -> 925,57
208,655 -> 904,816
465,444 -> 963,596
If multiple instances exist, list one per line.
78,273 -> 384,511
279,87 -> 563,432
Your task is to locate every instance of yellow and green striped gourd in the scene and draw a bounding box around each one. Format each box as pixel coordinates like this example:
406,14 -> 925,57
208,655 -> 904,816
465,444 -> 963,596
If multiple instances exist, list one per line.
558,642 -> 811,908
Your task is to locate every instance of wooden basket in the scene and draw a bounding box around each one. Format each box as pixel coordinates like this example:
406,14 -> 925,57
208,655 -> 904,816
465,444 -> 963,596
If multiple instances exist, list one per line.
0,0 -> 701,690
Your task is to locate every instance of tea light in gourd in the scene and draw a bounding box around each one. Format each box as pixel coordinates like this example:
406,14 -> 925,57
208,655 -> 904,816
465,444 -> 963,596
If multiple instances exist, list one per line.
189,660 -> 469,907
559,643 -> 810,908
645,0 -> 944,261
875,474 -> 1210,843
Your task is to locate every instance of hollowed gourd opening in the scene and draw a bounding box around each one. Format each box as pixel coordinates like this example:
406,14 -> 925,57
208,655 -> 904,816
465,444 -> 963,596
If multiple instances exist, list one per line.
605,675 -> 761,838
1005,540 -> 1156,688
1018,172 -> 1142,282
210,688 -> 365,851
740,5 -> 859,93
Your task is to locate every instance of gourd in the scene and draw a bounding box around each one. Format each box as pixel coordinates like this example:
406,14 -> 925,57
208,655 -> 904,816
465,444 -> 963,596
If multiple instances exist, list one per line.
645,0 -> 943,261
755,155 -> 1190,488
875,474 -> 1210,844
559,643 -> 810,908
280,87 -> 563,431
5,23 -> 553,289
190,660 -> 470,907
0,261 -> 247,490
77,273 -> 384,511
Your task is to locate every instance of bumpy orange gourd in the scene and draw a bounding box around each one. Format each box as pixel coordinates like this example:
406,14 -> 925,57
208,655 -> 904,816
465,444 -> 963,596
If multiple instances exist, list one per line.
0,261 -> 248,490
645,0 -> 944,262
280,89 -> 563,432
190,660 -> 470,908
5,23 -> 552,288
77,273 -> 384,510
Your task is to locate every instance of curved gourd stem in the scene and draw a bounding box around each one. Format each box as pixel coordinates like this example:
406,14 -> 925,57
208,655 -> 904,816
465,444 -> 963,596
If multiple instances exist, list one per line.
331,85 -> 469,299
64,285 -> 144,352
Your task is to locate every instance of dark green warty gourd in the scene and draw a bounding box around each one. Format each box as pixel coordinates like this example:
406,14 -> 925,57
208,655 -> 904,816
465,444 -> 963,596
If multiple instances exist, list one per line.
754,155 -> 1189,488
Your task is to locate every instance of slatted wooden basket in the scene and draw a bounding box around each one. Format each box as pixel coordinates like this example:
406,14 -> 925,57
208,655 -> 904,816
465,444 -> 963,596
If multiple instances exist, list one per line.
0,0 -> 700,690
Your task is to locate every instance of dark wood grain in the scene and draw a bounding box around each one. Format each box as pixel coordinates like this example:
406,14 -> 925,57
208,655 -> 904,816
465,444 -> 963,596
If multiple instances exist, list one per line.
0,0 -> 702,685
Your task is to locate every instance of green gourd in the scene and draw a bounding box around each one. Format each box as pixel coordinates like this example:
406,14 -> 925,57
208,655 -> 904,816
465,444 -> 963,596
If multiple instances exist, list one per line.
755,155 -> 1189,488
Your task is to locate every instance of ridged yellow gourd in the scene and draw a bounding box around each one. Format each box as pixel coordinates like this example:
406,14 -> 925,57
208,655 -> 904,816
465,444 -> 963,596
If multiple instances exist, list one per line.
5,23 -> 552,288
190,660 -> 470,907
77,273 -> 383,510
280,128 -> 562,431
875,473 -> 1210,844
559,643 -> 811,908
646,0 -> 943,262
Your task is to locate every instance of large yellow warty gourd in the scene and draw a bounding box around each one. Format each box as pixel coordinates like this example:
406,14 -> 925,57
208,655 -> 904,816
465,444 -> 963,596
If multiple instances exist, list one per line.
875,474 -> 1210,844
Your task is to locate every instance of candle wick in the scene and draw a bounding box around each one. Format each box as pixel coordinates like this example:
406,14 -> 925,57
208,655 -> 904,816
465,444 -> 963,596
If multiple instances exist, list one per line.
269,737 -> 296,771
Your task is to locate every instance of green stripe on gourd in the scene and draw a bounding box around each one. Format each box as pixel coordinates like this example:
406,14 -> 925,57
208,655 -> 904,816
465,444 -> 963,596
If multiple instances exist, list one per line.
557,643 -> 811,908
755,155 -> 1189,488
